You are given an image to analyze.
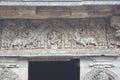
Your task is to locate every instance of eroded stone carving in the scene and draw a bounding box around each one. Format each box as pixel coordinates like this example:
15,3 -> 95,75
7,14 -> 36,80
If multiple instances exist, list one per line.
72,29 -> 97,47
107,28 -> 120,48
11,30 -> 38,48
0,67 -> 21,80
1,19 -> 118,49
2,21 -> 40,49
47,30 -> 63,49
83,67 -> 119,80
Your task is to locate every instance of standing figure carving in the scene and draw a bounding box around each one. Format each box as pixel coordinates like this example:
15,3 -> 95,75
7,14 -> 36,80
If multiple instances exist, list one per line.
47,30 -> 62,48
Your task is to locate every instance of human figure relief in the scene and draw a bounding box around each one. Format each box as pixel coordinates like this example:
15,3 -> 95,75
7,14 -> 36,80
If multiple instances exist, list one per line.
47,30 -> 62,48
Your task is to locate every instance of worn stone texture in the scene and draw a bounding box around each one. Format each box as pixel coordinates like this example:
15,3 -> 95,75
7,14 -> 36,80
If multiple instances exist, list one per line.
0,19 -> 108,49
80,57 -> 120,80
111,16 -> 120,29
36,7 -> 70,18
0,20 -> 2,49
0,6 -> 119,19
0,18 -> 119,56
0,58 -> 28,80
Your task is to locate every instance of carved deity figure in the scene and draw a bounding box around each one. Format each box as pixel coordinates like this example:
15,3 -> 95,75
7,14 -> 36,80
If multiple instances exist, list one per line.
72,29 -> 97,47
47,30 -> 62,48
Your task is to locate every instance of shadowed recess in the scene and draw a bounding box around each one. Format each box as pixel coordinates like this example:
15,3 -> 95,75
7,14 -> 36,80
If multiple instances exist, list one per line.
29,59 -> 79,80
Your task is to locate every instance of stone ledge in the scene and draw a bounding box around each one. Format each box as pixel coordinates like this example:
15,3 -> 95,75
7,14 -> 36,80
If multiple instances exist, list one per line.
0,49 -> 119,57
0,1 -> 120,6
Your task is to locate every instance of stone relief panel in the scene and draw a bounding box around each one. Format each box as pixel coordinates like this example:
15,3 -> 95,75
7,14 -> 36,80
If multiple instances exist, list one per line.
47,29 -> 63,49
0,67 -> 21,80
1,18 -> 119,50
66,19 -> 107,48
2,20 -> 40,49
83,67 -> 120,80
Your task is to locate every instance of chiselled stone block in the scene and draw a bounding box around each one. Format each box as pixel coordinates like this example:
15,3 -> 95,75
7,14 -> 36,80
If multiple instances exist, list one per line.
0,6 -> 19,17
17,7 -> 36,17
36,7 -> 70,18
111,16 -> 120,28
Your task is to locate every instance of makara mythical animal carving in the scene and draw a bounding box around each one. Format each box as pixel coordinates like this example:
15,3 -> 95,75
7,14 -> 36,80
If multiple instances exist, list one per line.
11,31 -> 38,48
72,31 -> 97,47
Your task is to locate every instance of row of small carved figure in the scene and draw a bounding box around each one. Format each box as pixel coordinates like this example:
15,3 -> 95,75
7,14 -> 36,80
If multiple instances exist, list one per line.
1,34 -> 120,48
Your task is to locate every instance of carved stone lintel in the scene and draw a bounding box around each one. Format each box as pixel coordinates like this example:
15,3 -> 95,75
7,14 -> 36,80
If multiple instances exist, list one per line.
1,19 -> 120,49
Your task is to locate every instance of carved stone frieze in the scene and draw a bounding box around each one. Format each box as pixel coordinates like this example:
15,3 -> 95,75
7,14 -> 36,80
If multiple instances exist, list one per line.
0,19 -> 119,50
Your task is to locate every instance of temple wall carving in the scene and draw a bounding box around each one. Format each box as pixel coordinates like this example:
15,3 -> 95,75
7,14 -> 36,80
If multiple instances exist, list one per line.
80,57 -> 120,80
0,18 -> 119,50
0,58 -> 28,80
0,18 -> 120,80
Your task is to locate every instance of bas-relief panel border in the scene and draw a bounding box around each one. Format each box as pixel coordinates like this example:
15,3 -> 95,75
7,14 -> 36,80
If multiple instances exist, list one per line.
0,19 -> 120,56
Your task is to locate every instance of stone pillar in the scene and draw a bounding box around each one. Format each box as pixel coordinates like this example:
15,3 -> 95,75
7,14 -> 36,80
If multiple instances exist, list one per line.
0,58 -> 28,80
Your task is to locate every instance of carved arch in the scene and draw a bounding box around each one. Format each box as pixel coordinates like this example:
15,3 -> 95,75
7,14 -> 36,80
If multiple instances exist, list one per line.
38,19 -> 75,48
83,67 -> 120,80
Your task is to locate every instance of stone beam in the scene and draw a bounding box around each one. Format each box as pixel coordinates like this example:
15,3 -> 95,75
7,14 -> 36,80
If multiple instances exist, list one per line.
0,50 -> 119,57
0,1 -> 120,6
0,6 -> 113,19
